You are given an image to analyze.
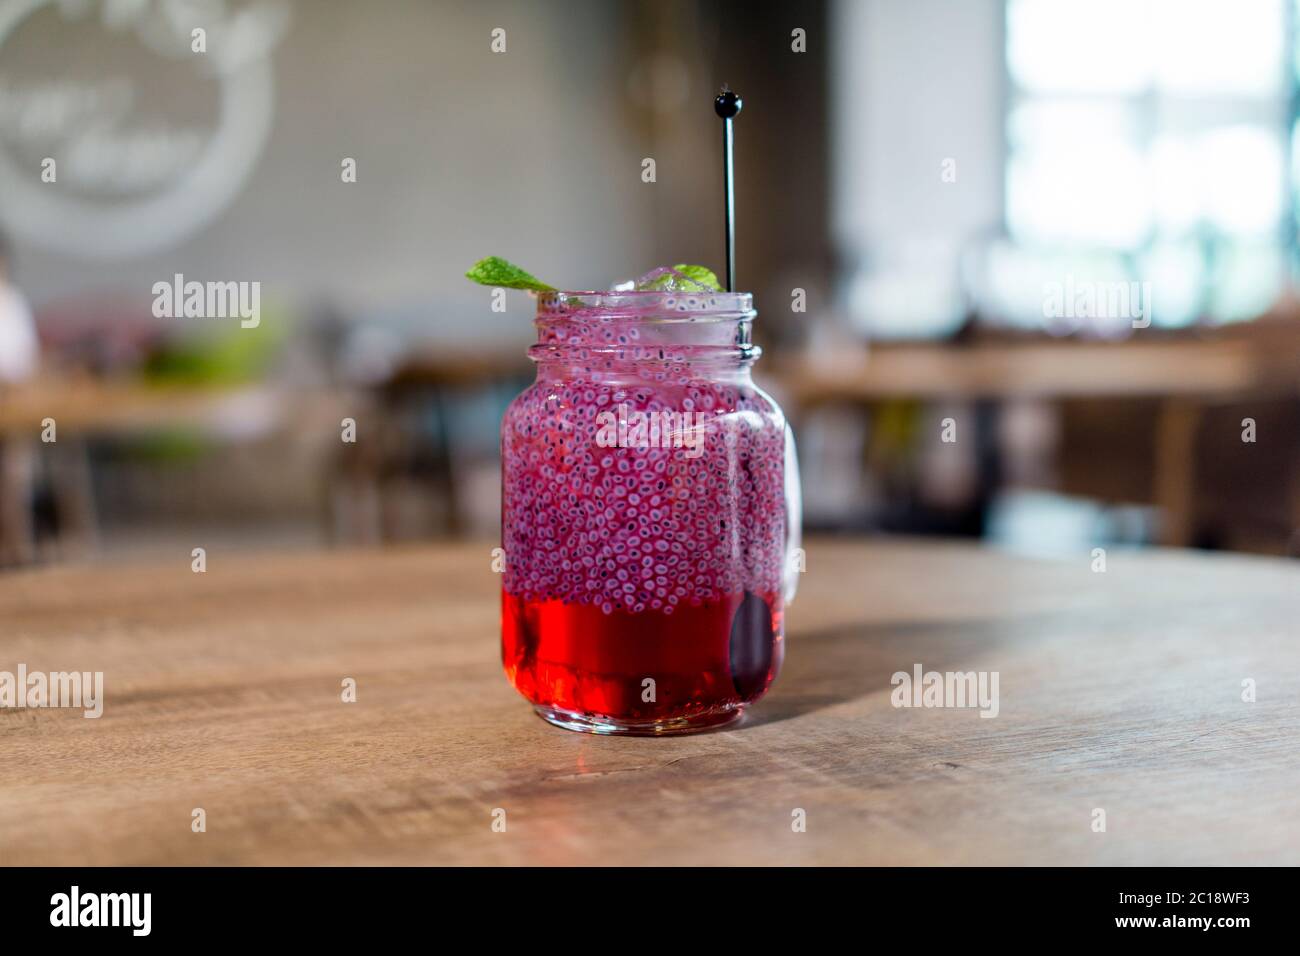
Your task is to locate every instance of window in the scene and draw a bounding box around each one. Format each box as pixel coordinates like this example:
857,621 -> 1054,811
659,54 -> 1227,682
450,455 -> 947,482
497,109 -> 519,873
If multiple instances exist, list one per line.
997,0 -> 1291,328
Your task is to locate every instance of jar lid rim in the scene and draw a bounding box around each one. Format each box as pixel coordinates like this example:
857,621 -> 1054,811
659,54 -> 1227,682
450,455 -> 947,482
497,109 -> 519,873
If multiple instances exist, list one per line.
536,290 -> 755,322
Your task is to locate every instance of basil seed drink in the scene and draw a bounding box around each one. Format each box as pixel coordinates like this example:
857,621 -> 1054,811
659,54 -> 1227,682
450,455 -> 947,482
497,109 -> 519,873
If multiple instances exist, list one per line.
498,281 -> 797,733
468,258 -> 799,734
472,83 -> 796,734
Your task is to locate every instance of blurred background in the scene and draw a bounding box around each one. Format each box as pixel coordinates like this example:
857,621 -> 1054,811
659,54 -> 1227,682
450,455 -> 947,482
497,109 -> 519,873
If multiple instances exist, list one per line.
1,0 -> 1297,570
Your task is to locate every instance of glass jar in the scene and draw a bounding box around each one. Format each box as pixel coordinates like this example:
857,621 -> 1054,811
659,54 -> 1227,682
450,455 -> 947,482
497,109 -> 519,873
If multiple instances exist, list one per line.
500,289 -> 800,734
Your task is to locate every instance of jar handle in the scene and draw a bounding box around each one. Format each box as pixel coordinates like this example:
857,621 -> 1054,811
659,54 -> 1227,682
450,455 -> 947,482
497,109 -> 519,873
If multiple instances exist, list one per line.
782,422 -> 802,604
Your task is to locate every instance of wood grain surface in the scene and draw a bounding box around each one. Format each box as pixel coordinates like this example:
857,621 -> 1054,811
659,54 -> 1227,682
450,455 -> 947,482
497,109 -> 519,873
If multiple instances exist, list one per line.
1,538 -> 1297,866
771,339 -> 1274,402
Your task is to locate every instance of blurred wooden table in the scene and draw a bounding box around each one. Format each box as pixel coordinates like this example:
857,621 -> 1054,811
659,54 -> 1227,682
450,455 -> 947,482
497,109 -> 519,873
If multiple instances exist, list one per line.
0,379 -> 351,565
770,337 -> 1296,401
0,378 -> 271,436
0,379 -> 271,565
1,538 -> 1297,865
770,335 -> 1300,549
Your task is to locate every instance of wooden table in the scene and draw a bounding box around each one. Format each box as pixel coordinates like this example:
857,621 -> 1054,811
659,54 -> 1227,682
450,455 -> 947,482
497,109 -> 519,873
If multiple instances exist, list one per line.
1,538 -> 1296,865
0,379 -> 274,436
769,336 -> 1300,550
771,339 -> 1272,402
0,380 -> 268,565
0,379 -> 356,565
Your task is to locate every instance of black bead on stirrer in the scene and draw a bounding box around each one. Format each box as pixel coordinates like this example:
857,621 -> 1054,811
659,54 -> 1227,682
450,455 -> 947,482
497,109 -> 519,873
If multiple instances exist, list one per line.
714,85 -> 742,293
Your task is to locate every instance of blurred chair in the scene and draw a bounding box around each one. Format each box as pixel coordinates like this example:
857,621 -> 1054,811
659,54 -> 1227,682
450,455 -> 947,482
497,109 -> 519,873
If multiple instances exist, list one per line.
328,348 -> 528,543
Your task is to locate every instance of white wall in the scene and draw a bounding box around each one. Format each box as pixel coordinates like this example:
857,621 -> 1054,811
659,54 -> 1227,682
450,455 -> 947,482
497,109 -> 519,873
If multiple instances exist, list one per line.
831,0 -> 1005,336
0,0 -> 655,344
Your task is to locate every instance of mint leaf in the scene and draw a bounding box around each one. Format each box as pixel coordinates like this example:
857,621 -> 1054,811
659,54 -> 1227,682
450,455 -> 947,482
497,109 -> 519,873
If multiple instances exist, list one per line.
637,264 -> 724,292
671,264 -> 722,292
465,256 -> 555,292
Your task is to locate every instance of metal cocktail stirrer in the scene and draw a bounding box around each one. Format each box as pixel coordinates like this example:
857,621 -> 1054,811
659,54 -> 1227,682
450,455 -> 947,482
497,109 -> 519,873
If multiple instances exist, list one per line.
714,86 -> 742,293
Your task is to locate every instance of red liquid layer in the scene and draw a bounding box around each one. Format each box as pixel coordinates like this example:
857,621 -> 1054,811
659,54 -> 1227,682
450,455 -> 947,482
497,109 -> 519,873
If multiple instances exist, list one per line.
502,589 -> 784,725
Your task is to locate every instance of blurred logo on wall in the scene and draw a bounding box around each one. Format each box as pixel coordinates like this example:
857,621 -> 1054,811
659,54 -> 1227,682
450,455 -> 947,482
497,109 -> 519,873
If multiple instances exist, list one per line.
0,0 -> 289,259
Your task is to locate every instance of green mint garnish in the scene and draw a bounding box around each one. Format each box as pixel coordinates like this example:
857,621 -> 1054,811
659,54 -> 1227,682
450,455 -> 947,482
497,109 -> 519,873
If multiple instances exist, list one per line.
465,256 -> 556,292
638,264 -> 723,292
465,258 -> 722,294
671,264 -> 722,292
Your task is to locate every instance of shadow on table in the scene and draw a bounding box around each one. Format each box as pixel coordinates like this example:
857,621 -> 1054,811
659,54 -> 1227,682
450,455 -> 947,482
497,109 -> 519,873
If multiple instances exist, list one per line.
743,616 -> 1015,729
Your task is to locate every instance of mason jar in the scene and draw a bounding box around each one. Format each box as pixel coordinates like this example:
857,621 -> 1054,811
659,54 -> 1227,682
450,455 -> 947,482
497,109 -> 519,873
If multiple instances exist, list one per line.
500,289 -> 799,734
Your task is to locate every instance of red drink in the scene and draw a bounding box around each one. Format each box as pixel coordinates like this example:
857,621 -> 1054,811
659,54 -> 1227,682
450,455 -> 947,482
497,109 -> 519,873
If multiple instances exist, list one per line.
500,289 -> 797,734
